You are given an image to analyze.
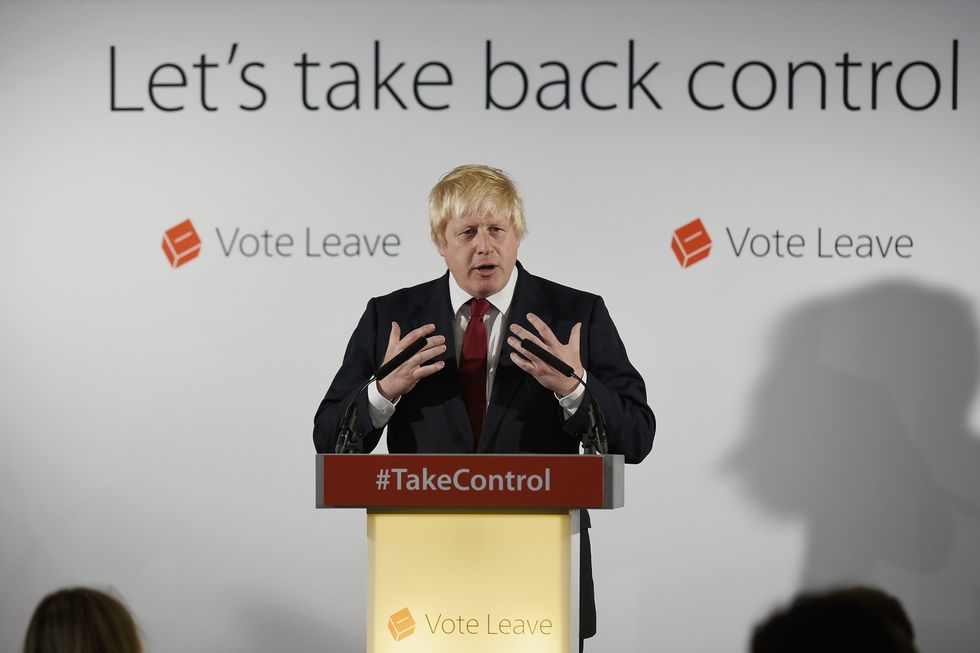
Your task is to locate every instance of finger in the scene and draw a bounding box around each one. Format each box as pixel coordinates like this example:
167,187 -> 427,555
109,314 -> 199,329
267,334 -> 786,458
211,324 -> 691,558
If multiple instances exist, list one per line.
387,322 -> 401,352
419,335 -> 446,351
507,335 -> 536,360
508,323 -> 549,352
416,343 -> 448,365
508,338 -> 546,369
526,313 -> 559,347
391,343 -> 447,381
510,351 -> 541,375
569,322 -> 582,349
413,360 -> 446,380
397,323 -> 437,351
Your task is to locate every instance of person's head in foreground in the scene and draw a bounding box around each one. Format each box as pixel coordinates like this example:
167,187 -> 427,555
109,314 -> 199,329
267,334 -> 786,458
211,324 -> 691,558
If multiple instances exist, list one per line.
24,587 -> 142,653
750,585 -> 917,653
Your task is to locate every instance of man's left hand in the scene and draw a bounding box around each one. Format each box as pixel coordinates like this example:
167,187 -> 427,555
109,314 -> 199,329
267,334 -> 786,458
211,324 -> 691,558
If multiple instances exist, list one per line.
508,313 -> 583,397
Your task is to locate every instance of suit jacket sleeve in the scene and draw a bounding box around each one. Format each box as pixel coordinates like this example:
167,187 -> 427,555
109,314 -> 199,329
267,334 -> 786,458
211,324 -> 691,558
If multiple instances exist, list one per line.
312,298 -> 386,454
560,295 -> 655,464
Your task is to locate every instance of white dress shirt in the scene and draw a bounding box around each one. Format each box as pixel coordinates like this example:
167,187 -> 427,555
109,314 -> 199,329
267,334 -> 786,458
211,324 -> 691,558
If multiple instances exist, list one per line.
447,263 -> 518,401
367,267 -> 585,429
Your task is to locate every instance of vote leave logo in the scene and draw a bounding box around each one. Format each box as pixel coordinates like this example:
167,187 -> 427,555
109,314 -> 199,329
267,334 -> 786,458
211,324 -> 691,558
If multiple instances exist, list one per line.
670,216 -> 915,266
672,218 -> 712,268
388,607 -> 416,641
162,219 -> 202,268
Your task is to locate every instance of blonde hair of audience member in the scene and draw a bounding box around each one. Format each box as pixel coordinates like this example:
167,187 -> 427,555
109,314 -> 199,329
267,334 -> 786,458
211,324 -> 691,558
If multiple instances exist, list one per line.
429,164 -> 528,248
24,587 -> 142,653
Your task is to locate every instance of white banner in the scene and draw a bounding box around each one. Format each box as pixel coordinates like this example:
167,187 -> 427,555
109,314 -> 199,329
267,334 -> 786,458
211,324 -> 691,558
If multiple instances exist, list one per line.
1,1 -> 978,650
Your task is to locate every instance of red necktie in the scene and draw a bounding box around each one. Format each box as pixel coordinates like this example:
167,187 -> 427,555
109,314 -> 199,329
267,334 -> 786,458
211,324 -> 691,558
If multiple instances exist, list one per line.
460,298 -> 490,444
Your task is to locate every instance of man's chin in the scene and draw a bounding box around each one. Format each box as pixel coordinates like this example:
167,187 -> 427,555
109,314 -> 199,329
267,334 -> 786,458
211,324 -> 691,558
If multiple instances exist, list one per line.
472,286 -> 501,299
467,276 -> 502,298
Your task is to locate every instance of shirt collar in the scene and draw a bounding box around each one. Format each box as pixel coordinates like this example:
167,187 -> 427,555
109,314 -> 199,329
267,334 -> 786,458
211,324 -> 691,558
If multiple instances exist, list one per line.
448,265 -> 519,317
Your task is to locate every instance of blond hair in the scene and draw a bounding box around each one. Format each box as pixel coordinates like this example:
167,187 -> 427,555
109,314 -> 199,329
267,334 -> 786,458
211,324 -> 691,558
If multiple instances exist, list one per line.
429,164 -> 528,247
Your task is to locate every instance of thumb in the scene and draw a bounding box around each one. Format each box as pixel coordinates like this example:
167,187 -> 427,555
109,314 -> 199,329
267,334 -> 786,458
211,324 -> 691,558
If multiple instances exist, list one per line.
569,322 -> 582,349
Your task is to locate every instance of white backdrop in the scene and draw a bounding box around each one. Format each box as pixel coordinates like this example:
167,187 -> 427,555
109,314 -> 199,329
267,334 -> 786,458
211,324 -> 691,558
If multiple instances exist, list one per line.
2,1 -> 979,651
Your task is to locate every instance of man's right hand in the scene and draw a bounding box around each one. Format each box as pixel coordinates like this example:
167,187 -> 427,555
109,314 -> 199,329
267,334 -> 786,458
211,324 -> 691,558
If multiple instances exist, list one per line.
376,322 -> 447,402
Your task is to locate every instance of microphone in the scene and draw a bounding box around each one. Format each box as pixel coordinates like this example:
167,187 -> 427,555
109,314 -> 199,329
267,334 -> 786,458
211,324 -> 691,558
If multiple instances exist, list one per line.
520,339 -> 575,377
374,336 -> 428,381
519,337 -> 608,455
335,336 -> 430,454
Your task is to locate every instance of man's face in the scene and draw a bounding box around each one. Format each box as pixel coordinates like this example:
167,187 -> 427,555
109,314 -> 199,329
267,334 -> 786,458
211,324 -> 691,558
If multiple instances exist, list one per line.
438,212 -> 521,298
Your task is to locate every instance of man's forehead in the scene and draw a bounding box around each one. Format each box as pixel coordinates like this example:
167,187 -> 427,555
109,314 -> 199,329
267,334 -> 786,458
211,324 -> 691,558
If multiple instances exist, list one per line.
448,211 -> 512,227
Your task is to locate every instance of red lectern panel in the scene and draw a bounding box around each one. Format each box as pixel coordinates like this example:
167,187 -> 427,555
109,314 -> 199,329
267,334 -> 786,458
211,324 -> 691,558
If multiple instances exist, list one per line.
316,454 -> 623,509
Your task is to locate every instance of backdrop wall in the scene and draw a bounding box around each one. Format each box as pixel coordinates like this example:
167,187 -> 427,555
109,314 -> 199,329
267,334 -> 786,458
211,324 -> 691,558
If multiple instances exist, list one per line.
2,1 -> 978,651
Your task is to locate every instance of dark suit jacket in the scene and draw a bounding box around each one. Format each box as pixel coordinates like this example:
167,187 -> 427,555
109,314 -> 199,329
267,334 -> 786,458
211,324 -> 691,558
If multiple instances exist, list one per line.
313,262 -> 656,637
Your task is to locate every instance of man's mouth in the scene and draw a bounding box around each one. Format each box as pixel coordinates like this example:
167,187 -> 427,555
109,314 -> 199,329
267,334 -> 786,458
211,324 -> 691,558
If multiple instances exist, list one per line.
474,264 -> 497,277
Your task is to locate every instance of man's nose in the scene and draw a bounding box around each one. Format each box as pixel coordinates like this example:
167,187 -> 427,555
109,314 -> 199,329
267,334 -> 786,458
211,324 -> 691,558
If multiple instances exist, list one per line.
474,230 -> 493,252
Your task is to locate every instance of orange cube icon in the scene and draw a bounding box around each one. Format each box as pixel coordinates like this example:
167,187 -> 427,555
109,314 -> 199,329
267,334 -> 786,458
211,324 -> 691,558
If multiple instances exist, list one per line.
672,218 -> 712,268
162,219 -> 201,268
387,607 -> 416,641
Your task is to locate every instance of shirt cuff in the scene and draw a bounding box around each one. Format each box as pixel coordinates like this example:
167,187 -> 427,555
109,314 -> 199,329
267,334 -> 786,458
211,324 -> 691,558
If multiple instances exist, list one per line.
367,381 -> 398,429
557,371 -> 587,420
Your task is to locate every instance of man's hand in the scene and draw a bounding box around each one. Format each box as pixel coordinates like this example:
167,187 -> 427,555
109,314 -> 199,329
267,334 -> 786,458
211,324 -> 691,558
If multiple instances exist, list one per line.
507,313 -> 583,397
377,323 -> 447,402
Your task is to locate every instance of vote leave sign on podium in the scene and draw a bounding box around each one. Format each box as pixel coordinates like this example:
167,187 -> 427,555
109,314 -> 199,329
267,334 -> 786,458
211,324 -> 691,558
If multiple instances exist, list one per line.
316,453 -> 625,653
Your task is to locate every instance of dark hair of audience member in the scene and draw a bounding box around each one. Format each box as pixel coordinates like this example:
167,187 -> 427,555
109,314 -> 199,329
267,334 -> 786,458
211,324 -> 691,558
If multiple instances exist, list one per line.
750,586 -> 918,653
23,587 -> 142,653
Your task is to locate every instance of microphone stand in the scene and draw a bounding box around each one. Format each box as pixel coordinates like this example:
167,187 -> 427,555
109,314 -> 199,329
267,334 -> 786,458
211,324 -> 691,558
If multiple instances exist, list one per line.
577,393 -> 609,456
335,378 -> 373,454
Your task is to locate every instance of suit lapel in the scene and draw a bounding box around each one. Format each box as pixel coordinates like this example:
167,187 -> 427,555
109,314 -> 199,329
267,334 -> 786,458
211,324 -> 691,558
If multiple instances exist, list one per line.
411,272 -> 475,450
478,263 -> 542,452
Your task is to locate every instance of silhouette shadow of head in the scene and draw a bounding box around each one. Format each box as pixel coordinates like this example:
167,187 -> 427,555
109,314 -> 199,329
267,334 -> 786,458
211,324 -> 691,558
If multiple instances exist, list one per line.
728,280 -> 980,586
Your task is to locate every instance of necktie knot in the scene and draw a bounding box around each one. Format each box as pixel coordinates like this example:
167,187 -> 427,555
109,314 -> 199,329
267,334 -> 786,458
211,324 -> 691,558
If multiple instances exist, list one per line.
469,298 -> 491,320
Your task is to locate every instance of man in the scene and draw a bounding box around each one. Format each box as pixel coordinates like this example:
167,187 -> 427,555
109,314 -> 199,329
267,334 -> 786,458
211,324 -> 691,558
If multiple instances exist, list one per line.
313,164 -> 655,647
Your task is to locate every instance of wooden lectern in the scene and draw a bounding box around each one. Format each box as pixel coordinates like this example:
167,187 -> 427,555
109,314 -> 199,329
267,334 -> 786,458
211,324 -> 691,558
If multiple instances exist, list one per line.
317,453 -> 624,653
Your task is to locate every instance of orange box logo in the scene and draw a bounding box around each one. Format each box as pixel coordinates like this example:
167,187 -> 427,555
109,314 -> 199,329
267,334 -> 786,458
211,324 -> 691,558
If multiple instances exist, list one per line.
672,218 -> 712,268
162,219 -> 201,268
387,607 -> 416,641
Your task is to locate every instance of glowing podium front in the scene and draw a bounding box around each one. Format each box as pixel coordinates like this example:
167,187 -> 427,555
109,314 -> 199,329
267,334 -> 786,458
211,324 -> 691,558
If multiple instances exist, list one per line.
317,454 -> 624,653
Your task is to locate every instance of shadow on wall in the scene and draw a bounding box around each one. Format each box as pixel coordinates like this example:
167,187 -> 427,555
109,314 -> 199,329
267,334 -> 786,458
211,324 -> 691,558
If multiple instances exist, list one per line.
727,280 -> 980,652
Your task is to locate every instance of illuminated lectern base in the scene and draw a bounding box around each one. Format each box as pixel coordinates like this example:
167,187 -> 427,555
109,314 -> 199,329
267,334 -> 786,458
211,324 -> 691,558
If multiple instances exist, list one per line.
367,509 -> 580,653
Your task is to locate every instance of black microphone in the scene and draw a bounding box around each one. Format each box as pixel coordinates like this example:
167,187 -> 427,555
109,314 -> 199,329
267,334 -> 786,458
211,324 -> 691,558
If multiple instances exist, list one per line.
519,337 -> 607,455
374,336 -> 428,381
520,339 -> 575,377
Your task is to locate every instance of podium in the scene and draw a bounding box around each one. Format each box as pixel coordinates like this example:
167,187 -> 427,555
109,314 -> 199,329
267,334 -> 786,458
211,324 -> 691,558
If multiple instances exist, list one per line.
317,453 -> 624,653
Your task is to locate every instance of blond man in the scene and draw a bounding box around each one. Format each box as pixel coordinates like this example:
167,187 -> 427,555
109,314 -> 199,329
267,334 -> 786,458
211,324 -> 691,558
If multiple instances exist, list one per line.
314,164 -> 655,647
